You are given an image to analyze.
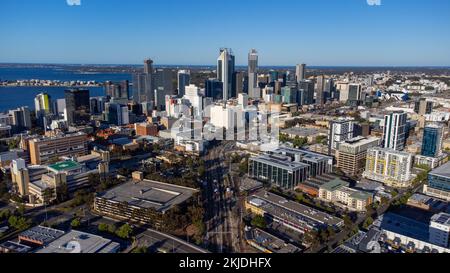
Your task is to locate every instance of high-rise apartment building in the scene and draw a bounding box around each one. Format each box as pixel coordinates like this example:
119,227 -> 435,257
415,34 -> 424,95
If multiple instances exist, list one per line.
363,147 -> 413,188
11,158 -> 29,196
9,107 -> 32,132
414,98 -> 433,115
328,118 -> 355,155
382,111 -> 407,151
336,136 -> 380,177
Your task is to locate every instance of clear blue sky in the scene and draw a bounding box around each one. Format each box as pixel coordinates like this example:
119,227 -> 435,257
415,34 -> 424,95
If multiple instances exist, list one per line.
1,0 -> 449,66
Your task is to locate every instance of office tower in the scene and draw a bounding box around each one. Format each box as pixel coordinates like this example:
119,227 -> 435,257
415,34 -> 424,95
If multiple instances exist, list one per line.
64,89 -> 90,126
281,86 -> 301,104
324,78 -> 335,100
9,107 -> 32,132
104,81 -> 129,99
328,118 -> 355,155
414,98 -> 433,115
248,153 -> 310,190
153,68 -> 175,111
143,58 -> 153,74
298,80 -> 315,105
133,59 -> 154,104
11,159 -> 29,196
90,96 -> 107,115
363,147 -> 413,188
295,64 -> 306,83
425,161 -> 450,201
316,75 -> 325,105
217,48 -> 236,100
336,136 -> 380,176
348,84 -> 362,104
382,111 -> 407,151
248,49 -> 258,98
269,70 -> 279,83
53,99 -> 66,117
28,132 -> 88,165
177,70 -> 191,97
205,78 -> 223,101
105,103 -> 129,126
141,101 -> 154,116
429,213 -> 450,248
422,123 -> 444,157
235,72 -> 245,95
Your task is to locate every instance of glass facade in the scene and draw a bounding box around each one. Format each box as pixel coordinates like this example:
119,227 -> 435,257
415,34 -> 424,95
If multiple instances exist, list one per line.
422,126 -> 443,157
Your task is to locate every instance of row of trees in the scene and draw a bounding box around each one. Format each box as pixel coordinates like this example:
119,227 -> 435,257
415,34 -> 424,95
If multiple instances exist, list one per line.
98,223 -> 134,239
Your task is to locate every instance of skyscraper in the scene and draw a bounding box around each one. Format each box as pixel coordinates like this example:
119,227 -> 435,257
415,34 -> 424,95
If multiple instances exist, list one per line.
382,111 -> 407,151
235,72 -> 245,95
133,59 -> 154,104
422,123 -> 444,157
9,107 -> 32,132
316,75 -> 325,105
248,49 -> 258,98
205,79 -> 223,101
217,48 -> 235,100
177,70 -> 191,97
414,98 -> 433,115
295,64 -> 306,83
298,80 -> 315,105
154,68 -> 175,111
34,93 -> 52,127
65,89 -> 90,126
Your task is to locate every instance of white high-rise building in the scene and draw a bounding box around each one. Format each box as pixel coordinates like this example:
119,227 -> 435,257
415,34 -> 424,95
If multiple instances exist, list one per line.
248,49 -> 259,99
328,118 -> 355,155
183,84 -> 203,117
217,48 -> 235,101
363,147 -> 413,188
238,93 -> 248,108
382,111 -> 407,151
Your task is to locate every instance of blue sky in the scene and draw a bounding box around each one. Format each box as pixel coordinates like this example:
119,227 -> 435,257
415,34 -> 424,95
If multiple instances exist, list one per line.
1,0 -> 449,66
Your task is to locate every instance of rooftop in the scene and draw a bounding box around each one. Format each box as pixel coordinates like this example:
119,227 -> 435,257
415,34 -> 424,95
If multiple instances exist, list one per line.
48,160 -> 81,173
250,154 -> 310,171
429,161 -> 450,178
35,230 -> 120,253
248,190 -> 343,228
245,228 -> 300,253
319,178 -> 349,192
19,226 -> 65,245
97,179 -> 198,213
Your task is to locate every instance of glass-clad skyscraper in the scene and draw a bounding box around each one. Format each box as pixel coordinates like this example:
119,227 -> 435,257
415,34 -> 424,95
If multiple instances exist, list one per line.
422,123 -> 444,157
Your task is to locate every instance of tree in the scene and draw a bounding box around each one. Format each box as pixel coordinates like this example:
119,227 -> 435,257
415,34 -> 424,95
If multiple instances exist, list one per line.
251,215 -> 267,229
71,218 -> 81,228
131,247 -> 148,253
8,215 -> 31,230
362,217 -> 374,230
116,223 -> 133,239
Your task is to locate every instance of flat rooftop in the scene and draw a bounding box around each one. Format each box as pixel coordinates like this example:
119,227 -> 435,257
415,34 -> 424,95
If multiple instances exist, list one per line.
429,161 -> 450,178
281,127 -> 325,137
245,228 -> 300,253
97,180 -> 198,213
19,226 -> 65,245
250,154 -> 310,171
274,146 -> 332,162
35,230 -> 120,253
248,190 -> 343,228
48,160 -> 81,173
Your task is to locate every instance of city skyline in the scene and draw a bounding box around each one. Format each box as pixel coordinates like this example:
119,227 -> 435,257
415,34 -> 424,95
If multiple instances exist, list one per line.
1,0 -> 450,66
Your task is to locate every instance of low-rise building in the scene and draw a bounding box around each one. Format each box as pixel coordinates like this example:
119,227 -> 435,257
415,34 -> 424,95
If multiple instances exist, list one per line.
318,179 -> 373,212
244,228 -> 301,253
93,180 -> 198,227
245,190 -> 343,234
424,161 -> 450,201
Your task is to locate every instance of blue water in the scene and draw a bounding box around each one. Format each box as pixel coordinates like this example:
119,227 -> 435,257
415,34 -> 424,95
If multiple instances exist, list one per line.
0,67 -> 132,112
